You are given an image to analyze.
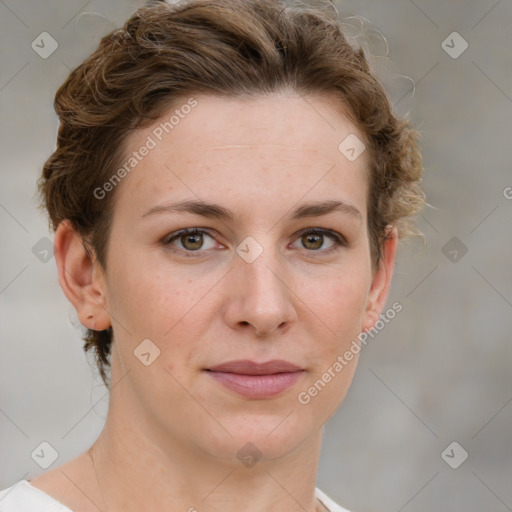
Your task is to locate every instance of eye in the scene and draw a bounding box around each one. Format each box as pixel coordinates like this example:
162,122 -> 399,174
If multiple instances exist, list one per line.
163,228 -> 219,255
162,227 -> 347,257
291,228 -> 347,254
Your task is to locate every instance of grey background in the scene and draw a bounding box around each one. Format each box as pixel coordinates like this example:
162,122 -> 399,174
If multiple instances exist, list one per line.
1,1 -> 511,511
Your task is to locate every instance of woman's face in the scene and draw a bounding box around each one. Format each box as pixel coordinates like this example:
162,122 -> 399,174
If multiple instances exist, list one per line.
94,92 -> 394,463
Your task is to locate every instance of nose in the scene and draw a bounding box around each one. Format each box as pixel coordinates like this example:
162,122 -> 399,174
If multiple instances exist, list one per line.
222,244 -> 298,337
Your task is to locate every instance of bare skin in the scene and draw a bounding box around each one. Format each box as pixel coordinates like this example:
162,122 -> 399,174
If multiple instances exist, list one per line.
29,91 -> 397,512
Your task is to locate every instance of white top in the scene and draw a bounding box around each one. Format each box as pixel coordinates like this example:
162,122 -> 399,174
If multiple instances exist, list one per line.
0,479 -> 350,512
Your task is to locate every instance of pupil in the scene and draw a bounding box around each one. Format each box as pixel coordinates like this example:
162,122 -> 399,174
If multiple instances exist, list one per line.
305,233 -> 322,250
184,234 -> 202,250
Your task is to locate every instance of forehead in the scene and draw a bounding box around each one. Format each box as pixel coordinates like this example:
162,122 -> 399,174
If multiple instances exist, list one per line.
114,92 -> 370,222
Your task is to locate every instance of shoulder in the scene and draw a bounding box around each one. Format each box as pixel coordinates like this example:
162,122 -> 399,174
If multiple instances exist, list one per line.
315,486 -> 352,512
0,479 -> 72,512
1,480 -> 351,512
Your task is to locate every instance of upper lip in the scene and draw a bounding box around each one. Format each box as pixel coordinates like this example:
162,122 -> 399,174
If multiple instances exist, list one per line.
206,359 -> 303,375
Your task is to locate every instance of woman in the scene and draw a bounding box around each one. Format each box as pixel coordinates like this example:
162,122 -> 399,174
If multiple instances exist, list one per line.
0,0 -> 424,510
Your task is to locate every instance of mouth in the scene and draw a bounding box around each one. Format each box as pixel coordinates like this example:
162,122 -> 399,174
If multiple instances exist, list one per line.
204,359 -> 306,399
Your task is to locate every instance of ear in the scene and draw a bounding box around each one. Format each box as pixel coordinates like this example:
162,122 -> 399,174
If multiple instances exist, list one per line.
361,226 -> 398,332
54,220 -> 111,331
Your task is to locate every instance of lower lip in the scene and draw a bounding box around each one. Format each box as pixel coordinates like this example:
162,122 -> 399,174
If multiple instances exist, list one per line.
206,370 -> 305,399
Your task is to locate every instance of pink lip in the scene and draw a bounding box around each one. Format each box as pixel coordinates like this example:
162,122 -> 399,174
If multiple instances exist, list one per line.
205,359 -> 305,399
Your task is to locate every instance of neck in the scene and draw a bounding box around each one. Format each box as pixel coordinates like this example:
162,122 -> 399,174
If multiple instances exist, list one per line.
88,376 -> 326,512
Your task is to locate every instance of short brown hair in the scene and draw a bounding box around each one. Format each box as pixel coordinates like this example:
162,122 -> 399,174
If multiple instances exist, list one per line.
38,0 -> 425,388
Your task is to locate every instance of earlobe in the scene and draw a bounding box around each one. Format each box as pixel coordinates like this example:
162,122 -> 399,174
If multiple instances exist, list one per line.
54,220 -> 111,331
361,226 -> 398,333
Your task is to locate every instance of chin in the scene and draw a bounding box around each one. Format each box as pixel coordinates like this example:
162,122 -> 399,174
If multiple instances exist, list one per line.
196,412 -> 319,467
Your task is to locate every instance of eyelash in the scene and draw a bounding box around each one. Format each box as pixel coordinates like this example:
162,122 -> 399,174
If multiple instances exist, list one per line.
161,227 -> 347,257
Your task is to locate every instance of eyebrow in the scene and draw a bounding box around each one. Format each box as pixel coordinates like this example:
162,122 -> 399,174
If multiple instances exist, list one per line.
141,199 -> 362,222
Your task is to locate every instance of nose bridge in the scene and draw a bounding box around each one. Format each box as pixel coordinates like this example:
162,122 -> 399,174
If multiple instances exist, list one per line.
240,242 -> 282,291
226,235 -> 296,335
237,238 -> 286,301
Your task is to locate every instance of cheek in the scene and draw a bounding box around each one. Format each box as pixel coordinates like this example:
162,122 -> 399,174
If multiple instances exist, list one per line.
304,267 -> 370,335
297,274 -> 369,411
104,252 -> 220,351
